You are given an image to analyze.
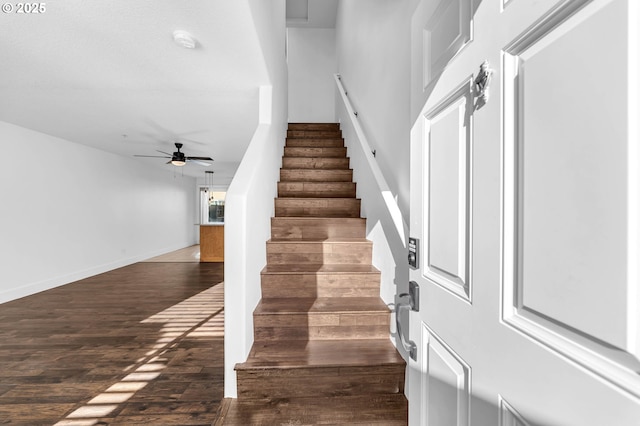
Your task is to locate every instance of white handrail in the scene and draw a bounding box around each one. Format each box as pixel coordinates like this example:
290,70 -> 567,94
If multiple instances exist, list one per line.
334,73 -> 408,247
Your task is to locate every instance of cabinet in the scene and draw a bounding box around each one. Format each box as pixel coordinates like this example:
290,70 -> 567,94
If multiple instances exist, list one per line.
200,225 -> 224,262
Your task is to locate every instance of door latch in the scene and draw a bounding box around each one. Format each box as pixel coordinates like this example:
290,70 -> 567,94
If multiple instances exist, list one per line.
396,281 -> 419,360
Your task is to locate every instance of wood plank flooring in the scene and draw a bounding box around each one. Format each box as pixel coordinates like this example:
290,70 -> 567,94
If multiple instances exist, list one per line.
0,260 -> 224,425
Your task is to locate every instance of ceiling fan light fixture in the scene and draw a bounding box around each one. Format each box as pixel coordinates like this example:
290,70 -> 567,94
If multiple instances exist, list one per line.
171,147 -> 186,166
134,142 -> 211,168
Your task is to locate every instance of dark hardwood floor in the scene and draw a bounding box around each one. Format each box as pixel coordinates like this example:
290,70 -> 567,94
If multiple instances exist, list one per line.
0,261 -> 224,425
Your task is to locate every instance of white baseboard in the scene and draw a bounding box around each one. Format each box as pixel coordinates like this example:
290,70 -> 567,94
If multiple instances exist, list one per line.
0,241 -> 194,305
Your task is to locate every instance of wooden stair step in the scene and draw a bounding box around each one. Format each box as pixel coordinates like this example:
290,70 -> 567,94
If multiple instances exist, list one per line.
286,138 -> 345,147
277,181 -> 356,198
235,339 -> 405,399
239,339 -> 404,369
282,156 -> 350,169
284,147 -> 347,158
220,394 -> 408,425
266,238 -> 371,264
261,264 -> 380,298
253,297 -> 390,341
271,217 -> 365,240
287,130 -> 343,139
288,123 -> 340,131
275,198 -> 361,218
280,168 -> 353,182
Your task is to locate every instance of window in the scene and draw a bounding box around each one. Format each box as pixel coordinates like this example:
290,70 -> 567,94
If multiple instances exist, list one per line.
200,188 -> 225,224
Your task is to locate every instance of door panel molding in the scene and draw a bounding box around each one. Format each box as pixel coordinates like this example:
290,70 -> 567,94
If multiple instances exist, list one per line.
422,0 -> 473,89
501,0 -> 640,399
421,323 -> 471,426
498,396 -> 530,426
501,0 -> 514,13
423,79 -> 473,303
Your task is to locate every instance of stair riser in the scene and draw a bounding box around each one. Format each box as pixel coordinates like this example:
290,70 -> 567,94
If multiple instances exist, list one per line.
271,217 -> 365,239
224,395 -> 408,425
267,242 -> 371,265
284,147 -> 347,158
254,314 -> 389,341
282,157 -> 350,169
275,207 -> 361,218
237,365 -> 405,400
278,182 -> 356,198
288,123 -> 340,131
280,169 -> 353,182
275,199 -> 361,218
254,312 -> 389,328
255,325 -> 390,341
287,130 -> 342,139
267,251 -> 371,265
261,274 -> 380,298
286,138 -> 344,147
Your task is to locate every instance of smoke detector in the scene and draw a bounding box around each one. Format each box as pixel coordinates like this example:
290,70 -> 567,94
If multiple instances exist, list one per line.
173,30 -> 197,49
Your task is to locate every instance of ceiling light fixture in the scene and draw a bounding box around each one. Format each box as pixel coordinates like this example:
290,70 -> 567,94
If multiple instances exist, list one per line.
171,152 -> 186,166
173,30 -> 197,49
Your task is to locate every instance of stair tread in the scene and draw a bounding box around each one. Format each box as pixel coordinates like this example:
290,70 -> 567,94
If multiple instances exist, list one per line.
267,237 -> 369,244
284,146 -> 347,150
286,138 -> 344,142
262,264 -> 379,274
276,197 -> 360,201
282,156 -> 349,160
277,182 -> 355,186
271,216 -> 364,221
284,147 -> 347,157
255,297 -> 389,315
238,339 -> 405,369
281,168 -> 350,170
287,132 -> 342,137
286,138 -> 344,141
288,123 -> 340,129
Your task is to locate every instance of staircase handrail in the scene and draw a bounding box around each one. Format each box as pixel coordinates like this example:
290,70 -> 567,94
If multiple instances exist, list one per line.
334,73 -> 408,246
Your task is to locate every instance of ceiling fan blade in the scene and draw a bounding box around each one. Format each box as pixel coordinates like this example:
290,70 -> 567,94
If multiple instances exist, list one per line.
156,150 -> 173,156
186,156 -> 213,161
187,159 -> 212,167
134,155 -> 171,158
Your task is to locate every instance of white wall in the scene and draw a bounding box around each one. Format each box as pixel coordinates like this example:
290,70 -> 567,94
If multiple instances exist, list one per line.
224,0 -> 287,398
0,121 -> 197,304
335,76 -> 408,307
335,0 -> 412,221
287,28 -> 337,123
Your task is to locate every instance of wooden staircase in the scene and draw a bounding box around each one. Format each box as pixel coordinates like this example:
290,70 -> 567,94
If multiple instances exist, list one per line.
221,123 -> 408,425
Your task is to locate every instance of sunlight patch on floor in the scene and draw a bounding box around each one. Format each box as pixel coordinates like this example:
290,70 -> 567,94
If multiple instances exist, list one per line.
54,282 -> 224,425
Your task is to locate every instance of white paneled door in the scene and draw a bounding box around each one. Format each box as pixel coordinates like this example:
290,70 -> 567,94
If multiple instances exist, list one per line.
408,0 -> 640,424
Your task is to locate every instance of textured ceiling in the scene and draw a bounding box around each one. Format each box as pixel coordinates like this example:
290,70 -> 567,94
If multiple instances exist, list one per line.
0,0 -> 271,180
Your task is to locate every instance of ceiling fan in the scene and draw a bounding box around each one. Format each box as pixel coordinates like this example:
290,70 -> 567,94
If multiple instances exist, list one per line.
134,142 -> 213,167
